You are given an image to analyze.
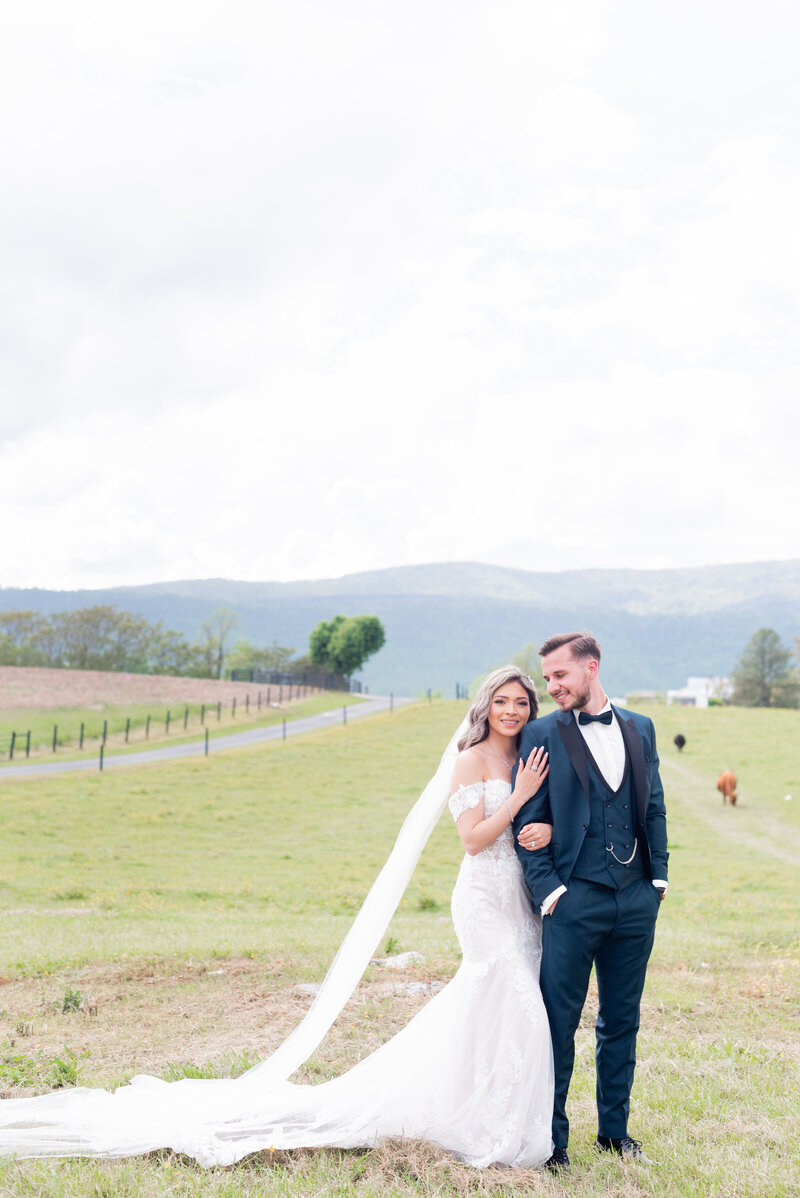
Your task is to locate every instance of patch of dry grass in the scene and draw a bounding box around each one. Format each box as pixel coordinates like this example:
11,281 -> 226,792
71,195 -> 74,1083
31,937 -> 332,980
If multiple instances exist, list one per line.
0,667 -> 316,710
0,957 -> 448,1095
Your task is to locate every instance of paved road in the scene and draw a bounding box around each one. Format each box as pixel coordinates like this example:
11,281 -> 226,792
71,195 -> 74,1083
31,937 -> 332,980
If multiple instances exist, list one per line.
0,695 -> 415,781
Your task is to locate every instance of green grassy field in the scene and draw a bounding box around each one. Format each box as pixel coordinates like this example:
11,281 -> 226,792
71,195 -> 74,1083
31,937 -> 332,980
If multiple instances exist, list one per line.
0,690 -> 363,764
0,700 -> 798,1196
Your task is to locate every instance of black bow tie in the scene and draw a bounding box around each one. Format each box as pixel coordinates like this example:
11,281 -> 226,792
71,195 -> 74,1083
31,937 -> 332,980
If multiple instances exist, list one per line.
578,710 -> 613,726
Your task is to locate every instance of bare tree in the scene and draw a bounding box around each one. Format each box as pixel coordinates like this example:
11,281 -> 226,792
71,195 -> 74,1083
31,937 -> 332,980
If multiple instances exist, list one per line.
199,607 -> 240,679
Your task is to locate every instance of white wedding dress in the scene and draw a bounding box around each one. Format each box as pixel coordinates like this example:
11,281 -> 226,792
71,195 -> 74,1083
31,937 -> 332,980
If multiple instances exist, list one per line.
0,778 -> 553,1169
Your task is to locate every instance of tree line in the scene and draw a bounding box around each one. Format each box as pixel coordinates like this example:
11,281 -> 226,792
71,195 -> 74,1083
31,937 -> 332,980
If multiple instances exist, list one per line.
0,605 -> 386,683
0,606 -> 209,676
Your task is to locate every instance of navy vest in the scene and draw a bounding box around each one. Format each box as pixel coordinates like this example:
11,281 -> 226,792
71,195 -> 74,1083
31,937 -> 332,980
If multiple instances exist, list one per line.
571,739 -> 644,890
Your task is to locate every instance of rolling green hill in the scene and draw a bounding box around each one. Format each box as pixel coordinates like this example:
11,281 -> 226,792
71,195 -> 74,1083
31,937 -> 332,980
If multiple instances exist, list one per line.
2,560 -> 799,696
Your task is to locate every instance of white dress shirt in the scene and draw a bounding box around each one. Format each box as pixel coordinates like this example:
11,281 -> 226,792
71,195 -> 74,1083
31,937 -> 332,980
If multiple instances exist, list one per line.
576,699 -> 625,791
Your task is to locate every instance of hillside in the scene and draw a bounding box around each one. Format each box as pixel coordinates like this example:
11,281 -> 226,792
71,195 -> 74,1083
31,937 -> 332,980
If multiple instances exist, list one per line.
2,560 -> 799,696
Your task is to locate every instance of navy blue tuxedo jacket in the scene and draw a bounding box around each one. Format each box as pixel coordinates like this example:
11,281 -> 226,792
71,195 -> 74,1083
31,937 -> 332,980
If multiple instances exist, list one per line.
512,707 -> 669,909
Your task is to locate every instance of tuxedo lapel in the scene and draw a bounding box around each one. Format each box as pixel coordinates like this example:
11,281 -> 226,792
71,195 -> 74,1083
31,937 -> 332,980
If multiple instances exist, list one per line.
616,709 -> 647,827
557,713 -> 591,803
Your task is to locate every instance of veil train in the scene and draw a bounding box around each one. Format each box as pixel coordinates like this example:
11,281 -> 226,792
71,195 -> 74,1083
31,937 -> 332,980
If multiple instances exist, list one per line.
0,718 -> 468,1163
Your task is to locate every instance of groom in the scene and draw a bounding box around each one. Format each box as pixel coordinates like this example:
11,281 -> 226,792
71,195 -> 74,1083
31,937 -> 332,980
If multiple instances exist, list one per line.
512,633 -> 668,1172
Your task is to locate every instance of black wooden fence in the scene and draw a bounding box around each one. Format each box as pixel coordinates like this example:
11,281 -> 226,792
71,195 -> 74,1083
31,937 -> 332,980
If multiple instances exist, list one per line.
230,668 -> 363,693
0,731 -> 32,760
1,685 -> 324,758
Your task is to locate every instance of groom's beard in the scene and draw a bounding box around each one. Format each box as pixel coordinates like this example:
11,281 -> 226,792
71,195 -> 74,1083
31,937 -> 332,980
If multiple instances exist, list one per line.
553,684 -> 592,712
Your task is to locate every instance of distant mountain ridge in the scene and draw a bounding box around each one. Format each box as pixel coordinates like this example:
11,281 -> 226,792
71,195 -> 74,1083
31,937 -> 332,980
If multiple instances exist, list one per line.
83,558 -> 800,610
2,560 -> 799,697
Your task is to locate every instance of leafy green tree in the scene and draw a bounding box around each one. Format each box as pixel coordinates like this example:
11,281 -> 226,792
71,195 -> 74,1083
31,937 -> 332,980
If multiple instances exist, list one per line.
226,639 -> 296,676
57,606 -> 154,672
0,604 -> 233,679
28,613 -> 69,667
732,628 -> 799,708
511,643 -> 547,701
309,615 -> 385,680
0,611 -> 49,665
326,616 -> 384,677
148,626 -> 207,676
308,616 -> 346,671
0,606 -> 158,673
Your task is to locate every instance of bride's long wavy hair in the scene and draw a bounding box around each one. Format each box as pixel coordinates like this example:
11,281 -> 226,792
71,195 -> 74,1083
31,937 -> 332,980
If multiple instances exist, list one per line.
457,665 -> 539,752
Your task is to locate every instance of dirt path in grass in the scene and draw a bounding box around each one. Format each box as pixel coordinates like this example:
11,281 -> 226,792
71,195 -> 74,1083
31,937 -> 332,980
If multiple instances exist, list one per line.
662,756 -> 800,868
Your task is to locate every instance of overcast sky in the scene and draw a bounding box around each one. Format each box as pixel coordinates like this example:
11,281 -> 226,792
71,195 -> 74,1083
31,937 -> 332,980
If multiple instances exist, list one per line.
2,0 -> 798,590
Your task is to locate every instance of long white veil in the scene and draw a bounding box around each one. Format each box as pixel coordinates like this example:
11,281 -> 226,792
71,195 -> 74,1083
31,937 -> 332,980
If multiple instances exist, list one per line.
241,715 -> 468,1087
0,717 -> 468,1161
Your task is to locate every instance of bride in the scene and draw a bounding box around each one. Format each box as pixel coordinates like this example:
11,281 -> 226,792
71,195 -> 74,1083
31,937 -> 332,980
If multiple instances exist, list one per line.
0,667 -> 554,1169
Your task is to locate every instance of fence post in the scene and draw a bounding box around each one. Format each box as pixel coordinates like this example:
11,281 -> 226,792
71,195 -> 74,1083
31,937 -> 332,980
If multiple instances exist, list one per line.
205,728 -> 209,756
52,724 -> 58,752
26,730 -> 31,758
146,714 -> 151,739
217,701 -> 221,722
99,744 -> 104,772
102,719 -> 108,745
9,731 -> 15,760
125,717 -> 130,743
258,692 -> 262,711
282,717 -> 286,740
245,694 -> 249,715
165,710 -> 171,734
184,705 -> 189,730
267,687 -> 271,706
232,697 -> 237,719
79,722 -> 85,750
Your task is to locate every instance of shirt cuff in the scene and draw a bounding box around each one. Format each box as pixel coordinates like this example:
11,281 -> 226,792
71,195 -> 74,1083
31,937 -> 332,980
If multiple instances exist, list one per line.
541,885 -> 567,915
652,879 -> 668,892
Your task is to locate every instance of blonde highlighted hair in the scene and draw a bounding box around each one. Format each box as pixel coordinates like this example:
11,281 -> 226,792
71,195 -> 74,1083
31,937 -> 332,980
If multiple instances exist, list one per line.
457,666 -> 539,752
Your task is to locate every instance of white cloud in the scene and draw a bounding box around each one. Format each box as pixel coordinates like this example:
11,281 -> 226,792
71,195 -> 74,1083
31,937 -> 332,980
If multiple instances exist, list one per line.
1,0 -> 798,588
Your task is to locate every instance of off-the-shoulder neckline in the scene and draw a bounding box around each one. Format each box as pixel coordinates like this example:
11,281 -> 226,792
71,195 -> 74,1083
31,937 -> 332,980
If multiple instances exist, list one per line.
451,777 -> 510,792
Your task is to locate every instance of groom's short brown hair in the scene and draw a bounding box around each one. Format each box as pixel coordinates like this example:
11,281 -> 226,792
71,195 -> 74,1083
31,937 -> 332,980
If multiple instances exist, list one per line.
538,632 -> 602,662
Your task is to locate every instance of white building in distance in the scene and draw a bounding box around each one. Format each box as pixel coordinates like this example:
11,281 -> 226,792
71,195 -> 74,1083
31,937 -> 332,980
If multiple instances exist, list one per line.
666,676 -> 733,708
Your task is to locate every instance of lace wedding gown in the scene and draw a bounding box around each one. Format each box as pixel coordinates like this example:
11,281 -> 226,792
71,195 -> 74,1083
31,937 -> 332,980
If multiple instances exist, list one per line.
0,779 -> 553,1169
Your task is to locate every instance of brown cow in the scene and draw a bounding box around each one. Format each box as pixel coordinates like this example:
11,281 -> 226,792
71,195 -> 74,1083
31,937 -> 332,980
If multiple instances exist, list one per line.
717,770 -> 738,806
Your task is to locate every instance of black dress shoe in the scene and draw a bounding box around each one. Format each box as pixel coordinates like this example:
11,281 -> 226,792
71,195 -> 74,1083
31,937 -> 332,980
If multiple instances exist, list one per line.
544,1146 -> 570,1172
595,1135 -> 653,1162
